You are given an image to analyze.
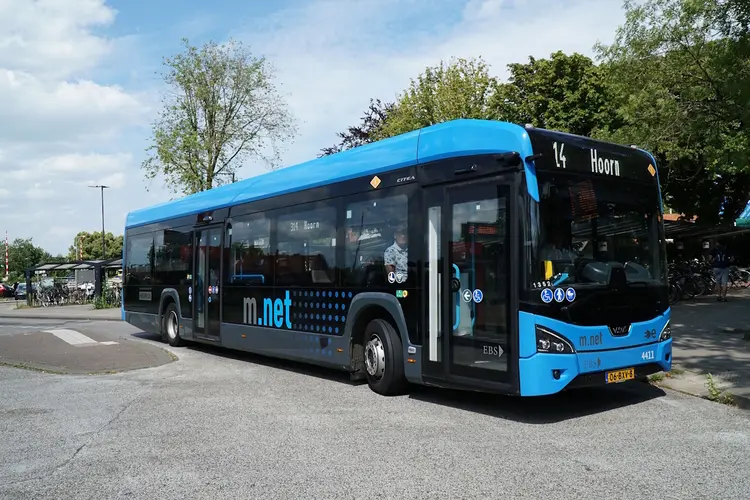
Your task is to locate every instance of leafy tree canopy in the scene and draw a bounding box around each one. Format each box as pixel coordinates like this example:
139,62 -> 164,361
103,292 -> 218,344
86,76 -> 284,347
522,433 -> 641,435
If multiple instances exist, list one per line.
142,38 -> 297,195
4,238 -> 52,282
67,231 -> 124,261
595,0 -> 750,224
377,57 -> 498,139
320,99 -> 394,156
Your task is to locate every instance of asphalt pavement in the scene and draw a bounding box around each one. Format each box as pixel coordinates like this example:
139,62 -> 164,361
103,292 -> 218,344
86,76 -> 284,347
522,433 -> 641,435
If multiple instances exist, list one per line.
1,300 -> 749,498
1,327 -> 749,499
0,307 -> 174,373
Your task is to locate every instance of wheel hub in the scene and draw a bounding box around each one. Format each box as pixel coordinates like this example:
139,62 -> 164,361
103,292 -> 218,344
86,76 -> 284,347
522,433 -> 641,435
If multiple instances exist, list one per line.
364,334 -> 386,379
167,311 -> 178,339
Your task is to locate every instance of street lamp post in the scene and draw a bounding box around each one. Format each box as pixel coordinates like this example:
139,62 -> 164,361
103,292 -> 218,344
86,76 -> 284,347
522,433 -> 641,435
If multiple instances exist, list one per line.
88,185 -> 109,258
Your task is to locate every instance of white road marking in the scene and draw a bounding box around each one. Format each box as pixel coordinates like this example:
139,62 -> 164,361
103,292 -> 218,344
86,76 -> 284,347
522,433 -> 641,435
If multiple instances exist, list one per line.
99,341 -> 119,345
43,329 -> 117,346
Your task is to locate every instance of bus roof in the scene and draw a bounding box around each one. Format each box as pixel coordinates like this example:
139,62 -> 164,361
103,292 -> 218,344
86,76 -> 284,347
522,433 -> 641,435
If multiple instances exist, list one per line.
125,119 -> 531,228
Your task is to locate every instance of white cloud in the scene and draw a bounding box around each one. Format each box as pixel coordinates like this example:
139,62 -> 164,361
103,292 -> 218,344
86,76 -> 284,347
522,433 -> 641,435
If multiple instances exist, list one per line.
236,0 -> 627,172
0,0 -> 147,255
1,0 -> 631,257
0,70 -> 147,142
89,171 -> 127,189
25,184 -> 57,201
0,0 -> 116,79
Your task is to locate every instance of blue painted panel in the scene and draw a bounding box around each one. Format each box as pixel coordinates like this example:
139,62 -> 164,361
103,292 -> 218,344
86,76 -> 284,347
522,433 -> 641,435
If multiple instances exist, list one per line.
125,119 -> 540,229
125,129 -> 421,228
518,339 -> 672,396
518,309 -> 671,358
416,119 -> 538,201
517,309 -> 672,396
416,119 -> 525,162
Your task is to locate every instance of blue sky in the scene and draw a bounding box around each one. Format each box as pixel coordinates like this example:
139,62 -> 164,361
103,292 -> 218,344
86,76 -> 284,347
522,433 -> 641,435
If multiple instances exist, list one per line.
0,0 -> 628,256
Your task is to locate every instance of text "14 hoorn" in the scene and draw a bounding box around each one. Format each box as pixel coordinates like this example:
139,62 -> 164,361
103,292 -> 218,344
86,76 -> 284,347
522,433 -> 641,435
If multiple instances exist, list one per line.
552,141 -> 621,177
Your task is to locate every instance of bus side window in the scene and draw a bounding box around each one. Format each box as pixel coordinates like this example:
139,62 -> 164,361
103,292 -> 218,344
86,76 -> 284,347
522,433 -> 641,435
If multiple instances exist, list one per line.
228,214 -> 271,286
125,233 -> 154,286
275,204 -> 337,287
343,194 -> 408,287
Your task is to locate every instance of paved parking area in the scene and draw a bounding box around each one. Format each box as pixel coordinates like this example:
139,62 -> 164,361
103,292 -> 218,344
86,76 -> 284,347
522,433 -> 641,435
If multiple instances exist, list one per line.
0,319 -> 174,373
1,326 -> 749,500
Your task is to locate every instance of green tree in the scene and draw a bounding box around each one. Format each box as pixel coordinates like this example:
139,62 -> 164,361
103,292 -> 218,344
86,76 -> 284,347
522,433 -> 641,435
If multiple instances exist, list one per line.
338,53 -> 617,146
319,99 -> 394,156
67,231 -> 124,261
142,38 -> 297,195
595,0 -> 750,224
491,51 -> 620,137
377,57 -> 498,139
4,238 -> 52,282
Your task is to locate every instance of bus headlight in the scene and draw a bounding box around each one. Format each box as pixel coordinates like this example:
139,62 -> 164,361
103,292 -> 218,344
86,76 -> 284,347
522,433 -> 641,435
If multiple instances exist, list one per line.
659,321 -> 671,341
535,325 -> 575,354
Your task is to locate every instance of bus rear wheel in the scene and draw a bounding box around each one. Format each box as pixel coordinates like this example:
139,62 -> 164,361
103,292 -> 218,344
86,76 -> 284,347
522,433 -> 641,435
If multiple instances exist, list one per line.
161,302 -> 185,347
363,318 -> 407,396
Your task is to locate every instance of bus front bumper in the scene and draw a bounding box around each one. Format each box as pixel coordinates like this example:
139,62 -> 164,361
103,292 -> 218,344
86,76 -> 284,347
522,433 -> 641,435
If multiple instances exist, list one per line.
518,339 -> 672,396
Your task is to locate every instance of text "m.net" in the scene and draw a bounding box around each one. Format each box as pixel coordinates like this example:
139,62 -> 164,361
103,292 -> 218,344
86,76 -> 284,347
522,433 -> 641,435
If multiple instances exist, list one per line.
243,291 -> 292,329
579,331 -> 603,348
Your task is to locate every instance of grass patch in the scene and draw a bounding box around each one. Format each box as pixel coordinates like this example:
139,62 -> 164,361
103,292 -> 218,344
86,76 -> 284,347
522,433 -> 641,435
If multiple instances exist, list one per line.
648,372 -> 666,382
93,295 -> 120,309
705,373 -> 736,406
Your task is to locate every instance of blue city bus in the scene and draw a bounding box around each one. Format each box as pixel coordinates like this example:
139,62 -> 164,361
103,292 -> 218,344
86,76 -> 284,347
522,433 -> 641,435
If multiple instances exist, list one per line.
122,119 -> 672,397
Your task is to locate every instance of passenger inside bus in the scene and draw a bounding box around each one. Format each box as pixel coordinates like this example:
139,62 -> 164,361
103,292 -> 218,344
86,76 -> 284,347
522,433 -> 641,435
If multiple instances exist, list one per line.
384,224 -> 408,281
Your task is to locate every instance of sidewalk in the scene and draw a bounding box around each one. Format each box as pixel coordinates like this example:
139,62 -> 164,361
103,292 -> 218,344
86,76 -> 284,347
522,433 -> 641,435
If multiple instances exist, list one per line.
0,303 -> 121,321
658,288 -> 750,409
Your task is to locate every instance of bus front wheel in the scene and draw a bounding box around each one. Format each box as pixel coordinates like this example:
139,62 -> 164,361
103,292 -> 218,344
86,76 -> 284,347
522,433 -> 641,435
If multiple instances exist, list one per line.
363,318 -> 407,396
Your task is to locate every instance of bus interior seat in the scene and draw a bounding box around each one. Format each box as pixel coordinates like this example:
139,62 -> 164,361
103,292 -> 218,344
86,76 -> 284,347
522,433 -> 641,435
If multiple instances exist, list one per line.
310,254 -> 333,284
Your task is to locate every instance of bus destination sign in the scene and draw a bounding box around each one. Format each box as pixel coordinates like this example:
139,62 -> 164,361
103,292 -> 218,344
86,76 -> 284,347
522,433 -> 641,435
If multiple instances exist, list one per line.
526,128 -> 657,184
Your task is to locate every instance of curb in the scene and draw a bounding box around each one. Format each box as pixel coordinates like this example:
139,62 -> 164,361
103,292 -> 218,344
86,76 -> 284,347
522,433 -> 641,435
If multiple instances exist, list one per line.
652,368 -> 750,411
658,381 -> 750,410
0,315 -> 122,321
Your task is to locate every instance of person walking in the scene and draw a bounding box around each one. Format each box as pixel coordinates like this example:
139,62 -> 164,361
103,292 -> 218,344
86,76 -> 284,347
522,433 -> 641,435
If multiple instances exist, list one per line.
709,240 -> 733,302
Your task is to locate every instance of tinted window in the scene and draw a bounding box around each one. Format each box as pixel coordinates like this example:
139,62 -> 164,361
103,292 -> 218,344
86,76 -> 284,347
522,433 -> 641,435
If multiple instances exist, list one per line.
530,172 -> 667,289
275,205 -> 337,286
125,233 -> 154,285
344,194 -> 408,286
228,214 -> 272,286
153,228 -> 192,286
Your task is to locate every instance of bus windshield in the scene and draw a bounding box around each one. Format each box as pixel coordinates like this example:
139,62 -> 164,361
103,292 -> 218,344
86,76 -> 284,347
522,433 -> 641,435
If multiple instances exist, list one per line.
529,171 -> 667,289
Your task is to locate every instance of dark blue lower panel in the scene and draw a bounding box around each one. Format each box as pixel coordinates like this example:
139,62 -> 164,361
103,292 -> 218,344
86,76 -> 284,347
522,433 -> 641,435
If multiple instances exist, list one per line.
518,339 -> 672,396
125,311 -> 159,335
124,313 -> 424,383
220,323 -> 352,370
221,324 -> 423,383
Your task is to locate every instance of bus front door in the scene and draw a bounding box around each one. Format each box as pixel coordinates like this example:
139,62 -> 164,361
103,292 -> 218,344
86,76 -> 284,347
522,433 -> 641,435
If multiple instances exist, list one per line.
193,226 -> 222,339
423,180 -> 513,386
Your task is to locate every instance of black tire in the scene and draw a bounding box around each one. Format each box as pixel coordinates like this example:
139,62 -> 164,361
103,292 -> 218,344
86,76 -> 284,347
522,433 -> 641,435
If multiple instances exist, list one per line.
161,302 -> 185,347
362,318 -> 408,396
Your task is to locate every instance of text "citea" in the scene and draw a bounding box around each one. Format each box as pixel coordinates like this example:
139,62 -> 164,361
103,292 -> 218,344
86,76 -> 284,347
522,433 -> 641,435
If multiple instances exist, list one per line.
590,149 -> 620,177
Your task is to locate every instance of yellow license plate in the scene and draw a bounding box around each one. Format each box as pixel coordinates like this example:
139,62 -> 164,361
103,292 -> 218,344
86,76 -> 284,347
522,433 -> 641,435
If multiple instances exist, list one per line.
605,368 -> 635,384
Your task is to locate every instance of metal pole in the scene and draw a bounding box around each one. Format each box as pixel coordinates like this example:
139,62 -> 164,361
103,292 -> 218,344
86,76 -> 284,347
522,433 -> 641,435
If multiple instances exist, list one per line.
101,186 -> 105,257
89,185 -> 109,259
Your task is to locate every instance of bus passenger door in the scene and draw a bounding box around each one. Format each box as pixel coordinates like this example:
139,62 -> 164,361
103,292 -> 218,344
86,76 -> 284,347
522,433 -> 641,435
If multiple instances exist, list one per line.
193,226 -> 223,339
423,180 -> 512,385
